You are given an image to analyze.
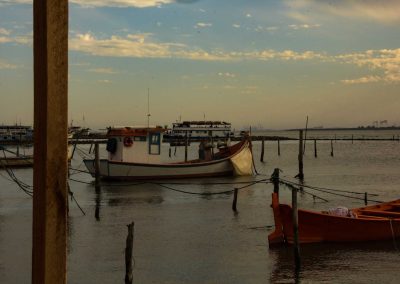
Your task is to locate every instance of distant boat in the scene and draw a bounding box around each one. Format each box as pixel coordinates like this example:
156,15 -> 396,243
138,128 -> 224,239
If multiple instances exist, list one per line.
0,125 -> 33,142
268,192 -> 400,245
0,156 -> 33,168
84,126 -> 253,180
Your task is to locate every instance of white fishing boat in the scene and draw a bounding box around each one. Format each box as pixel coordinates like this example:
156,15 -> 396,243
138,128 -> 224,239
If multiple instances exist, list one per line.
83,126 -> 253,180
0,125 -> 33,142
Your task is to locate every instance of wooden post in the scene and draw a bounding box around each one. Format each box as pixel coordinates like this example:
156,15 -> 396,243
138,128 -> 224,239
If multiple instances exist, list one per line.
95,142 -> 101,193
352,134 -> 354,144
364,192 -> 368,206
272,168 -> 280,194
125,222 -> 134,284
314,139 -> 317,158
232,188 -> 238,212
168,147 -> 171,158
292,187 -> 301,269
260,137 -> 265,162
297,130 -> 304,180
95,192 -> 101,221
16,143 -> 20,157
330,139 -> 334,157
278,138 -> 281,156
184,130 -> 188,162
32,0 -> 68,283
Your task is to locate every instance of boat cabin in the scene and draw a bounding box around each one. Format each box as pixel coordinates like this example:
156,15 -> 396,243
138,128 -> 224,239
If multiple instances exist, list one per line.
106,126 -> 164,164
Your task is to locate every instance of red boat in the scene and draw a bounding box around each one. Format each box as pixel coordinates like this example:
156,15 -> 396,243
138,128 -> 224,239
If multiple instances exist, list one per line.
268,192 -> 400,245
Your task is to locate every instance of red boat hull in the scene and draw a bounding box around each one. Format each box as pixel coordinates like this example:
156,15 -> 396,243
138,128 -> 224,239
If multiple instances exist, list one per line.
269,193 -> 400,245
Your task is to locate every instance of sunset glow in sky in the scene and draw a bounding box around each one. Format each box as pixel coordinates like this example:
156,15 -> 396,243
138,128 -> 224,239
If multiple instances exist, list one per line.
1,0 -> 399,129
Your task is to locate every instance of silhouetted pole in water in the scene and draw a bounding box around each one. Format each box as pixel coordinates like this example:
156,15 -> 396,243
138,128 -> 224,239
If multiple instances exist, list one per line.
364,192 -> 368,206
330,139 -> 334,157
292,187 -> 301,270
352,134 -> 354,144
95,142 -> 101,193
272,168 -> 280,194
169,147 -> 171,158
232,188 -> 238,212
125,222 -> 134,284
278,138 -> 281,156
71,142 -> 77,160
184,130 -> 188,162
296,130 -> 304,180
260,137 -> 265,162
314,139 -> 317,158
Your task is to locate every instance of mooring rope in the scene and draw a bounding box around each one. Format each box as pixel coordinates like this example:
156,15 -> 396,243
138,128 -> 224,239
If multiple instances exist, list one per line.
389,218 -> 399,251
280,178 -> 383,203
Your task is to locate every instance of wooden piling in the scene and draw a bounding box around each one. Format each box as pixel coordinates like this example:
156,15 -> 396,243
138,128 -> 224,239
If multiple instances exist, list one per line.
314,139 -> 317,158
32,0 -> 68,283
330,139 -> 334,157
278,138 -> 281,156
260,137 -> 265,162
297,130 -> 304,180
352,134 -> 354,144
125,222 -> 135,284
272,168 -> 280,194
232,188 -> 238,212
184,130 -> 188,162
292,187 -> 301,269
95,142 -> 101,193
364,192 -> 368,206
168,147 -> 171,158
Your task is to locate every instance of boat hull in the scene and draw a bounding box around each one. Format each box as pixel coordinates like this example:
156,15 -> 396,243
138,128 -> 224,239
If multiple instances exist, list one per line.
269,193 -> 400,245
0,157 -> 33,168
84,158 -> 234,180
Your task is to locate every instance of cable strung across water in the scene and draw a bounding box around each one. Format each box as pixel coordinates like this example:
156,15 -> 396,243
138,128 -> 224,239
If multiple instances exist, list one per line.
280,178 -> 383,203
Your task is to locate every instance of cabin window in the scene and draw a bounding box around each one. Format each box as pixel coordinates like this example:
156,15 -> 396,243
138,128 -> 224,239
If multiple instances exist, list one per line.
148,133 -> 161,155
134,136 -> 146,141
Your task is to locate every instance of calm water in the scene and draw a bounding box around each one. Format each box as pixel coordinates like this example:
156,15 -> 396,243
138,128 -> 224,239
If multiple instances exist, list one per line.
1,130 -> 400,283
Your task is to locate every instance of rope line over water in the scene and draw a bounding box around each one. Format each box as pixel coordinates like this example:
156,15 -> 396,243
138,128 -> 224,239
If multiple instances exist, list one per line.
279,178 -> 383,204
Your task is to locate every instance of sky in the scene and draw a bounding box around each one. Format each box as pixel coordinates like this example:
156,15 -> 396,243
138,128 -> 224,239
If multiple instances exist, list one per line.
0,0 -> 399,129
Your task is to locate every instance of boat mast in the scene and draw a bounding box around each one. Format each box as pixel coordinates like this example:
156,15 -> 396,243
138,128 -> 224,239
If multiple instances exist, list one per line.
147,87 -> 151,129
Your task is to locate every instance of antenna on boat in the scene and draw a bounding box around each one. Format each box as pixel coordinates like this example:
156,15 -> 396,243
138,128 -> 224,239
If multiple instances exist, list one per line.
147,88 -> 151,129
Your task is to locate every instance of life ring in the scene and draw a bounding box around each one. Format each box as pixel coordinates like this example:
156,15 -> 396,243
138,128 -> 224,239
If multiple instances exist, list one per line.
123,136 -> 133,147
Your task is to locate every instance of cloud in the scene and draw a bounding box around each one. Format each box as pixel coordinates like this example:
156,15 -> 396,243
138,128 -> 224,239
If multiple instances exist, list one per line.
284,0 -> 400,24
338,49 -> 400,84
218,72 -> 235,78
0,59 -> 17,69
288,24 -> 320,30
0,28 -> 11,35
70,32 -> 233,61
88,67 -> 118,74
0,0 -> 178,8
341,75 -> 381,84
97,79 -> 112,83
195,22 -> 212,28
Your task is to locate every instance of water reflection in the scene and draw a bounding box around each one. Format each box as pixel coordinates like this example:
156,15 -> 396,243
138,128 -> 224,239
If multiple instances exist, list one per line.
270,241 -> 398,283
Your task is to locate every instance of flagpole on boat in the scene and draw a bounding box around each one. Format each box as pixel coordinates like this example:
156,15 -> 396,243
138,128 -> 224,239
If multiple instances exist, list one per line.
147,88 -> 151,129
